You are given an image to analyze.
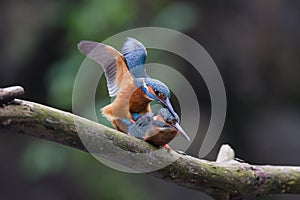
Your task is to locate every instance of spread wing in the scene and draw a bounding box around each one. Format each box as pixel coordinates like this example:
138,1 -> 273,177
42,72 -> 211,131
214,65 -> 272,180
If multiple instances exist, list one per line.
121,37 -> 149,78
78,41 -> 133,97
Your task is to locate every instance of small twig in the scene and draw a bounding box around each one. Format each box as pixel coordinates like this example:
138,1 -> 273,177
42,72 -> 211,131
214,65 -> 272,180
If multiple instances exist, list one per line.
0,86 -> 25,104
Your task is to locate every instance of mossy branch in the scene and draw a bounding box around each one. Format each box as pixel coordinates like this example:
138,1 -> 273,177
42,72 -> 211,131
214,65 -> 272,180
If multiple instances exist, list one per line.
0,86 -> 300,200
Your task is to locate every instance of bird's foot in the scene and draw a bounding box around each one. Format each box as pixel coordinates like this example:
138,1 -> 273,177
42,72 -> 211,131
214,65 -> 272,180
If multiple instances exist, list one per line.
162,144 -> 172,152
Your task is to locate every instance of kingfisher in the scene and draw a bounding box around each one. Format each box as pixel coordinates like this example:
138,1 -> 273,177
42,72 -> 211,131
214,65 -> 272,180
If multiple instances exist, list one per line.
126,108 -> 190,148
78,37 -> 189,141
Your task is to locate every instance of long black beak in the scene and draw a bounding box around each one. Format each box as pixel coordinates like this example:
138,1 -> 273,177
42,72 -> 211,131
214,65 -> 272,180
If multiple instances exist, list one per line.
160,98 -> 180,122
172,123 -> 190,141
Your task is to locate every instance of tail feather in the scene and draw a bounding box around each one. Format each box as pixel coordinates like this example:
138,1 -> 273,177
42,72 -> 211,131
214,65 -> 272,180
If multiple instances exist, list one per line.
101,105 -> 129,132
101,104 -> 116,121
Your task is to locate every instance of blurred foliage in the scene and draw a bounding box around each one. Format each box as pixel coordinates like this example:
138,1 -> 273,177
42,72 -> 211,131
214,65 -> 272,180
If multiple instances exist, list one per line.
1,0 -> 300,199
152,2 -> 200,31
20,141 -> 152,200
46,54 -> 81,109
66,0 -> 138,41
20,141 -> 67,181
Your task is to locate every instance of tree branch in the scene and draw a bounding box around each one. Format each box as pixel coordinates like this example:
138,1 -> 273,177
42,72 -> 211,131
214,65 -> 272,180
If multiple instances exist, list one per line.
0,91 -> 300,199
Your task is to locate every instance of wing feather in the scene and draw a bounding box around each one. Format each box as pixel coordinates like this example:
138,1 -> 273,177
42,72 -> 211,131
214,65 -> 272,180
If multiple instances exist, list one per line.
78,41 -> 132,97
121,37 -> 148,78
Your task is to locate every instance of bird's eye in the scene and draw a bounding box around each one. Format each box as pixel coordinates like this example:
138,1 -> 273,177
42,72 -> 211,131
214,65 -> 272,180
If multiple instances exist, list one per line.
153,90 -> 165,99
166,119 -> 174,125
158,92 -> 164,99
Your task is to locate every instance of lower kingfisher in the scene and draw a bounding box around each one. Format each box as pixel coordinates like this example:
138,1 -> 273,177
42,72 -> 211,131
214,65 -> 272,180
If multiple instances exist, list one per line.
78,38 -> 189,140
125,108 -> 190,148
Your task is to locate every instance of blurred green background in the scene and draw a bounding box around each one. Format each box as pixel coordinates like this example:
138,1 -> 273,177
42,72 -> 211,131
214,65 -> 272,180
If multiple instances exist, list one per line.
1,0 -> 300,199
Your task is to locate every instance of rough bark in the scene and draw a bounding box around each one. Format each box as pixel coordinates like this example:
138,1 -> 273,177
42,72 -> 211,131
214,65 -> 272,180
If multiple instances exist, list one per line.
0,87 -> 300,199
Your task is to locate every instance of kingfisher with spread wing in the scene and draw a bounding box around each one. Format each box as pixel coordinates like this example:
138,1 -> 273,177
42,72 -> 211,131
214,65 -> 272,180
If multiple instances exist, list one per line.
78,37 -> 190,142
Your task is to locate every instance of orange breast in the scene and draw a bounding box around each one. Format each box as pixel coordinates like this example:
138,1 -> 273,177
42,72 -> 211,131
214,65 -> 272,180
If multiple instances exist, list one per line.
129,88 -> 151,114
102,83 -> 151,120
101,83 -> 152,134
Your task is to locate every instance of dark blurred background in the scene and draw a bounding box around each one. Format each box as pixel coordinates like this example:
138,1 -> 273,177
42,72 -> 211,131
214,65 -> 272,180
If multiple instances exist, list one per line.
1,0 -> 300,199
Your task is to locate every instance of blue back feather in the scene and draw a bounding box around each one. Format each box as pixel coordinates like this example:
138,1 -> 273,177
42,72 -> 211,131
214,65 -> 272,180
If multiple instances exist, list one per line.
122,37 -> 148,78
121,38 -> 171,101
